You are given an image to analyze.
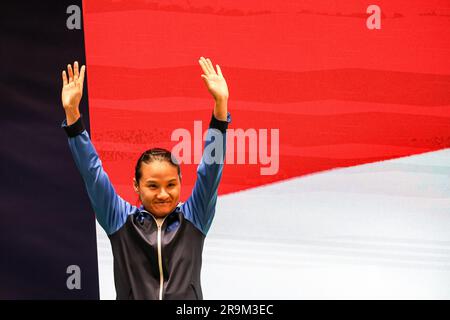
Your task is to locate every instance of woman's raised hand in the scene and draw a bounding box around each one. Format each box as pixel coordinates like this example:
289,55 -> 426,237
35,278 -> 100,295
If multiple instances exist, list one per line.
198,57 -> 229,102
61,61 -> 85,124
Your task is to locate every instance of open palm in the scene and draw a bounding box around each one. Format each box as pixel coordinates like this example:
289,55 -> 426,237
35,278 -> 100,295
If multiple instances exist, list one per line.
61,61 -> 85,110
199,57 -> 229,101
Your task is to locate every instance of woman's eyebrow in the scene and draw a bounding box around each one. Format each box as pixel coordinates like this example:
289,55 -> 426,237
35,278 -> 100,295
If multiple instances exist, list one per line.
144,178 -> 177,184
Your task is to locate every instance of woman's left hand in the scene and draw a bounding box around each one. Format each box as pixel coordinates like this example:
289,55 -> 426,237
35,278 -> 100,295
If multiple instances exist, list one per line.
199,57 -> 229,102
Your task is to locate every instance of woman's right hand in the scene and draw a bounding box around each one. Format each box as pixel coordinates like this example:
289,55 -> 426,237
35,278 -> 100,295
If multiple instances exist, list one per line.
61,61 -> 85,125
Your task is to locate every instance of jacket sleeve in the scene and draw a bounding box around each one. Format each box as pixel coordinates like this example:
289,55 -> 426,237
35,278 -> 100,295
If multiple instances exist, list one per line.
181,112 -> 231,235
62,115 -> 134,235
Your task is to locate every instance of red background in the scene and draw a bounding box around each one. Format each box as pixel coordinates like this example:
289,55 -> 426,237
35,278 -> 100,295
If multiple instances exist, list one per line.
82,0 -> 450,202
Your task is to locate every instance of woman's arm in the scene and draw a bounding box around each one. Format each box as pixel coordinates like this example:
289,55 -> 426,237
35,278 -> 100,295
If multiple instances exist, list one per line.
61,62 -> 134,235
181,57 -> 231,235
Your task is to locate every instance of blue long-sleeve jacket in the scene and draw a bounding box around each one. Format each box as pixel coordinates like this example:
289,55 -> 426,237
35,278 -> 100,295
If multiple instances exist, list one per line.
62,113 -> 230,300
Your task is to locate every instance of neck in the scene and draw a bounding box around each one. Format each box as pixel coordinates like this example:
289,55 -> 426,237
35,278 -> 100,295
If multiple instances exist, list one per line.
140,203 -> 180,226
154,216 -> 165,227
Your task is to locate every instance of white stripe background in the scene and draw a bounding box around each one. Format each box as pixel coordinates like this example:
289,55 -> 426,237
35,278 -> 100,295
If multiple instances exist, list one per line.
96,148 -> 450,299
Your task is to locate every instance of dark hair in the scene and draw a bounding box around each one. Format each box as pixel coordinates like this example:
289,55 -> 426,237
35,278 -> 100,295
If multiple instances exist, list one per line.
135,148 -> 182,183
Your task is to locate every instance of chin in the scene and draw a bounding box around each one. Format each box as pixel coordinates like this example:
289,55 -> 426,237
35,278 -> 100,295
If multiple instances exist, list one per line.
149,204 -> 177,217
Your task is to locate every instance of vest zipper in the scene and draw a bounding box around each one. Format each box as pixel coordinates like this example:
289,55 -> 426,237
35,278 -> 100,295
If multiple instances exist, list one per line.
157,223 -> 164,300
152,216 -> 166,300
146,208 -> 180,300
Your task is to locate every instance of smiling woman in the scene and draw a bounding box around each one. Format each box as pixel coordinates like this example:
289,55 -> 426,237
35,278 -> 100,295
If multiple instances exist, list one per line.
60,57 -> 231,300
133,148 -> 182,220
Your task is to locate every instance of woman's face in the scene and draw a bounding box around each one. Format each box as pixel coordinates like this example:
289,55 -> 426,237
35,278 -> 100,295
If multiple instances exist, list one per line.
134,160 -> 181,218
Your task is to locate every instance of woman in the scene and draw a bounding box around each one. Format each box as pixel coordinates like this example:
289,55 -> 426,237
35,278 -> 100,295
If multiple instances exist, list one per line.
61,57 -> 230,300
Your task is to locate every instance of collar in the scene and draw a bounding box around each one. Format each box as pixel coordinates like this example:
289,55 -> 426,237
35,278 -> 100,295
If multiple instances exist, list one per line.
137,202 -> 182,220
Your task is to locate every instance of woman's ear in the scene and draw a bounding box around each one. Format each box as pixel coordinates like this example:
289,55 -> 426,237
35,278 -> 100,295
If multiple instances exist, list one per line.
133,178 -> 139,193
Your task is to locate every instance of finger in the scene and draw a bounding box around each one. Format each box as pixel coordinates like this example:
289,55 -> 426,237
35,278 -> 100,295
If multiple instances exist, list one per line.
74,61 -> 79,80
198,58 -> 209,75
206,58 -> 216,74
201,74 -> 209,85
67,64 -> 74,82
216,64 -> 223,77
62,70 -> 68,86
79,65 -> 86,85
201,56 -> 213,74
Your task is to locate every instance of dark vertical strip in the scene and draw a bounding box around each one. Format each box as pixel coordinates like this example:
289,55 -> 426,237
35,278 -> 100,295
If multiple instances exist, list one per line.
0,1 -> 99,299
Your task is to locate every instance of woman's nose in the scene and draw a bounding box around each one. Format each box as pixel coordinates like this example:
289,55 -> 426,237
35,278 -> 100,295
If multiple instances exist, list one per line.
157,188 -> 169,198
